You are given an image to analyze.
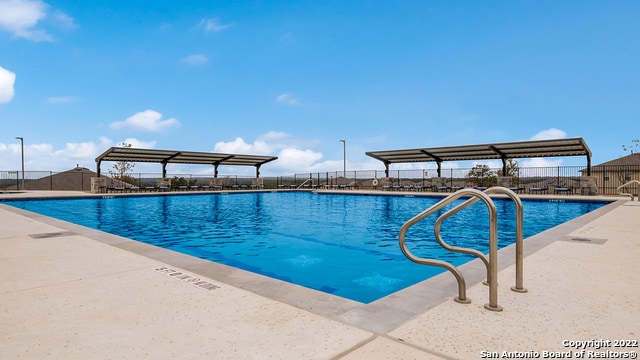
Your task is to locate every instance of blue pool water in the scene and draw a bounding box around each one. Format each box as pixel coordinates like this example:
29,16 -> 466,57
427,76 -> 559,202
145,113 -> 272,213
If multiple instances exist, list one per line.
3,192 -> 607,303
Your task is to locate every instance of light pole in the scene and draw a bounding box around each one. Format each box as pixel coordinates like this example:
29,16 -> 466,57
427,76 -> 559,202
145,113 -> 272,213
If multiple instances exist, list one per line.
15,137 -> 24,190
339,139 -> 346,177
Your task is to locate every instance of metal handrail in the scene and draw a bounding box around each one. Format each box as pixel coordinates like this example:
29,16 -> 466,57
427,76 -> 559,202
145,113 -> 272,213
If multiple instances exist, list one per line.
617,180 -> 640,201
295,179 -> 314,190
434,187 -> 526,293
398,188 -> 502,311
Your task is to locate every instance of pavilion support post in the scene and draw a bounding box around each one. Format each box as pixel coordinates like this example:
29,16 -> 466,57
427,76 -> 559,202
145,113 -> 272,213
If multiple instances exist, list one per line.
162,162 -> 167,178
437,160 -> 442,177
214,164 -> 219,178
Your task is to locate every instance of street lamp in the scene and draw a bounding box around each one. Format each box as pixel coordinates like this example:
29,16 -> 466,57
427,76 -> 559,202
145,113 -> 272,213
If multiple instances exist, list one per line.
15,137 -> 24,190
339,139 -> 346,176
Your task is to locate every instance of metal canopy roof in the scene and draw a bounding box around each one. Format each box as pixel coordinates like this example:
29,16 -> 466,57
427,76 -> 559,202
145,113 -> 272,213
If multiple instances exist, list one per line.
95,147 -> 278,177
366,137 -> 592,176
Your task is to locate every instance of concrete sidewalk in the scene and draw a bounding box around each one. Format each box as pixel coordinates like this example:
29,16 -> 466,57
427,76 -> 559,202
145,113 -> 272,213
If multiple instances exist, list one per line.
1,192 -> 638,359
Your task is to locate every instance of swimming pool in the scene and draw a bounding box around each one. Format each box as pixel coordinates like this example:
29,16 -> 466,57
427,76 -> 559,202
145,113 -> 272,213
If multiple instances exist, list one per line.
3,192 -> 607,303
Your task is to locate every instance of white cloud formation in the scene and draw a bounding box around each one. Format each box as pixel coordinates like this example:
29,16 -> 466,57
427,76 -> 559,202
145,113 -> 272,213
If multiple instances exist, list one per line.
520,157 -> 563,168
278,148 -> 323,167
0,0 -> 73,41
198,18 -> 232,32
0,65 -> 16,103
214,137 -> 255,154
276,93 -> 300,105
0,140 -> 87,170
0,137 -> 161,171
52,9 -> 74,29
531,128 -> 567,140
120,138 -> 157,149
110,110 -> 180,132
0,0 -> 50,41
54,140 -> 102,160
214,132 -> 293,155
180,54 -> 208,65
213,132 -> 331,175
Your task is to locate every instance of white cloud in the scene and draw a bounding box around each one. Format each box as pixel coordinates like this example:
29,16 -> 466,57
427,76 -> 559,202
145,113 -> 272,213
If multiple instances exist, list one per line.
0,65 -> 16,103
214,137 -> 255,154
47,95 -> 78,104
0,0 -> 49,40
258,131 -> 288,141
120,138 -> 157,149
213,133 -> 324,174
54,141 -> 101,160
276,93 -> 300,105
531,128 -> 566,140
0,140 -> 76,170
52,10 -> 74,30
180,54 -> 208,65
110,110 -> 180,132
277,148 -> 323,169
520,157 -> 563,168
214,132 -> 295,155
198,18 -> 232,32
0,137 -> 161,171
0,0 -> 72,41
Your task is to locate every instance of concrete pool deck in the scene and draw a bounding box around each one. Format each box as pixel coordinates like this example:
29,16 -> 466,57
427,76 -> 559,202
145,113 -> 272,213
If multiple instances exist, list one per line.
1,190 -> 638,359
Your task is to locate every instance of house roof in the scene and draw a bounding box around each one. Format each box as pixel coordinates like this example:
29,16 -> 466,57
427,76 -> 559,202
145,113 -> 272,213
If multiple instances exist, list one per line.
592,153 -> 640,168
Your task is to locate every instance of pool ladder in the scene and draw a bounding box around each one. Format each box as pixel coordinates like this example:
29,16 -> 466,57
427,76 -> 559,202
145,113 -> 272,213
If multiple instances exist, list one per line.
398,186 -> 526,311
295,179 -> 314,190
617,180 -> 640,201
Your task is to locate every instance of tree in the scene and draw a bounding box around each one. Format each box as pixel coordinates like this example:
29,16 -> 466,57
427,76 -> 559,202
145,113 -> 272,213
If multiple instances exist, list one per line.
172,176 -> 196,187
498,159 -> 520,185
467,164 -> 497,187
622,139 -> 639,154
108,142 -> 137,185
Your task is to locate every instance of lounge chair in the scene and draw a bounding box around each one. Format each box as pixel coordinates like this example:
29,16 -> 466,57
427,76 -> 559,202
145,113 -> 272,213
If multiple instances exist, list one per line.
554,187 -> 573,194
210,178 -> 223,191
529,186 -> 547,194
251,178 -> 264,190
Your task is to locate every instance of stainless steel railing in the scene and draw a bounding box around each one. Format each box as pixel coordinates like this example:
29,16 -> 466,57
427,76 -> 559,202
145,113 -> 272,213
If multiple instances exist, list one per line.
398,188 -> 502,311
434,187 -> 526,293
295,178 -> 314,190
617,180 -> 640,201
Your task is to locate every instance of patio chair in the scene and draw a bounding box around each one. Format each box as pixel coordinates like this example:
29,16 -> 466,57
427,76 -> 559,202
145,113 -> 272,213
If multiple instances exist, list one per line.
251,178 -> 264,190
210,178 -> 223,191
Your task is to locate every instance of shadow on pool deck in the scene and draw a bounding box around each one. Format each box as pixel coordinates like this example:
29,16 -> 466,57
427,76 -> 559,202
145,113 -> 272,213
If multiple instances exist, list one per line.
1,190 -> 638,359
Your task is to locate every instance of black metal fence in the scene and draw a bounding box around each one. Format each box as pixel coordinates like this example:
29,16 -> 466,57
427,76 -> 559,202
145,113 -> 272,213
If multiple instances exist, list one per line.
2,165 -> 639,195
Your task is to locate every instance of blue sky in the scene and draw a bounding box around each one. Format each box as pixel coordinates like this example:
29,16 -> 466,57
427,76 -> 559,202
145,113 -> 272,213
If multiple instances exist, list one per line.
1,0 -> 638,176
